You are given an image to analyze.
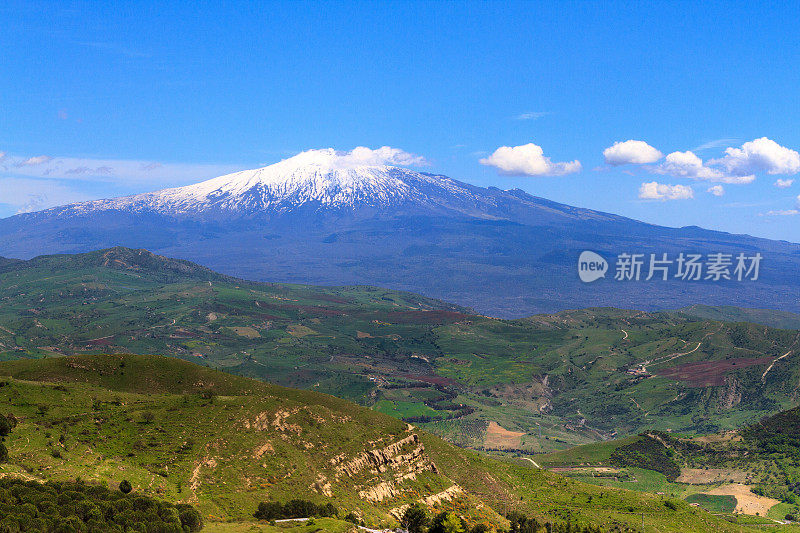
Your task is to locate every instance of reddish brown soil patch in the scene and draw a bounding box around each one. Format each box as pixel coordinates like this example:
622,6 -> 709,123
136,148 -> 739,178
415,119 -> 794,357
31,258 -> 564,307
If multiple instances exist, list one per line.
355,310 -> 471,325
402,374 -> 459,387
656,356 -> 774,386
86,336 -> 114,346
279,304 -> 348,317
305,293 -> 352,305
484,421 -> 525,449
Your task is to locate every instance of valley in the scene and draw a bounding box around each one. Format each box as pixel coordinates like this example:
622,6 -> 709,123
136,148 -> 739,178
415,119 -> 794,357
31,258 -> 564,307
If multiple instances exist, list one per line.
2,248 -> 800,530
0,353 -> 754,532
2,248 -> 799,453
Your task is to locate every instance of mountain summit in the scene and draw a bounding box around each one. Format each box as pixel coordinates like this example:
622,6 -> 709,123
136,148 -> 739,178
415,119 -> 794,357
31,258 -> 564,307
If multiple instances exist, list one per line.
23,148 -> 621,224
2,150 -> 800,316
52,149 -> 463,218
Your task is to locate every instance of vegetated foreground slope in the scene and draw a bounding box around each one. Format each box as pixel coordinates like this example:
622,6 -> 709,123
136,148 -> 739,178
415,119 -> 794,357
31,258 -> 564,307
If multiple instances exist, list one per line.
1,248 -> 800,453
0,353 -> 766,532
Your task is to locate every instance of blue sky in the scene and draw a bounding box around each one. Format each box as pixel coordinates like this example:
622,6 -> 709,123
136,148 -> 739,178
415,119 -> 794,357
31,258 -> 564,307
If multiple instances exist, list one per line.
2,1 -> 800,241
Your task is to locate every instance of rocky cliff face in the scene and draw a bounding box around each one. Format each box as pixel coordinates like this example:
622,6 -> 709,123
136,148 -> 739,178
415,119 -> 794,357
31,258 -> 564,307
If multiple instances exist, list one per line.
332,432 -> 438,503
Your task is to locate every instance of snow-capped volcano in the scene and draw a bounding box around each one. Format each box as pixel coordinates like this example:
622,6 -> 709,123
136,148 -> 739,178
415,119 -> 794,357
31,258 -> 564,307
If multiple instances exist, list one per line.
44,149 -> 484,220
5,147 -> 800,317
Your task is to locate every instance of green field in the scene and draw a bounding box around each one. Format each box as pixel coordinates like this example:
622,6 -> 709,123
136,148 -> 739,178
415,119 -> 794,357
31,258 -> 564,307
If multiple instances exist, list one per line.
685,494 -> 737,513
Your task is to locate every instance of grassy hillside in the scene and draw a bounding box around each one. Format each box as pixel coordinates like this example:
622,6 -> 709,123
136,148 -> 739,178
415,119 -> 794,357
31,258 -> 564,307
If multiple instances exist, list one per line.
0,353 -> 769,532
536,407 -> 800,526
1,248 -> 799,455
677,305 -> 800,330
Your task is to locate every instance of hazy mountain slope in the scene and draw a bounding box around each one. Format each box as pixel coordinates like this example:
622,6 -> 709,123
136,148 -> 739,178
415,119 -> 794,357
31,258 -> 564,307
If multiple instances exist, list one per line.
0,353 -> 761,532
2,149 -> 799,317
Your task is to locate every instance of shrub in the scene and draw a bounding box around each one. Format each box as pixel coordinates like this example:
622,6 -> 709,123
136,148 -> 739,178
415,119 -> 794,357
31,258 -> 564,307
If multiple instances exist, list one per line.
118,480 -> 132,494
254,501 -> 283,520
177,504 -> 204,532
400,504 -> 429,533
608,434 -> 681,482
253,499 -> 337,521
344,511 -> 361,525
0,478 -> 200,532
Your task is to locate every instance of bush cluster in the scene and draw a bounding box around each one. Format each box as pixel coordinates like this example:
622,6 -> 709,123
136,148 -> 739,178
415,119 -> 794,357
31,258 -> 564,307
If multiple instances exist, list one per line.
400,505 -> 605,533
253,499 -> 337,521
607,434 -> 680,482
0,478 -> 203,532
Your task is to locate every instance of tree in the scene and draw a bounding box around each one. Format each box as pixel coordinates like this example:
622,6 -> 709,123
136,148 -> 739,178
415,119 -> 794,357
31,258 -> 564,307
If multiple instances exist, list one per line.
344,512 -> 361,525
254,501 -> 283,520
429,512 -> 465,533
177,504 -> 204,532
0,442 -> 7,463
400,504 -> 429,533
118,480 -> 132,494
0,416 -> 10,437
441,512 -> 465,533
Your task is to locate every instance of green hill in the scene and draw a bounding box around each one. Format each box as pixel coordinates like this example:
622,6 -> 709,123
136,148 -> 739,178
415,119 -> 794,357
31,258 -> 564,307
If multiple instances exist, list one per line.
536,406 -> 800,525
676,305 -> 800,330
1,248 -> 799,454
0,353 -> 764,532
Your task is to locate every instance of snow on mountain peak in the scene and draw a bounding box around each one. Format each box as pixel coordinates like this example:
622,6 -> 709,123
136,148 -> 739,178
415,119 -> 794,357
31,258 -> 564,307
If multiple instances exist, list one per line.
170,147 -> 432,210
47,147 -> 471,218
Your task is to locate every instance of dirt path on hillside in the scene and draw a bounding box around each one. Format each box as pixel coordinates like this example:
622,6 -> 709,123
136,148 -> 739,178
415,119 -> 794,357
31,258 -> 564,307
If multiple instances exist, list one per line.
635,323 -> 724,373
522,457 -> 541,468
761,334 -> 800,383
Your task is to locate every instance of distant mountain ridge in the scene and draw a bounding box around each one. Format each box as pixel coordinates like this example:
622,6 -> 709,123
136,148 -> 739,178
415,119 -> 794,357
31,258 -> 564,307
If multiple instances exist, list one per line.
2,149 -> 800,317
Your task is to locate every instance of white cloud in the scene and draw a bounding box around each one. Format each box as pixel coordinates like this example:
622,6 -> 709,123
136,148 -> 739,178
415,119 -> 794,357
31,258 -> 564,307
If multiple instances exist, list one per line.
0,152 -> 6,161
656,150 -> 755,184
707,185 -> 725,196
638,181 -> 694,201
611,137 -> 799,185
4,153 -> 241,185
18,155 -> 53,166
764,195 -> 800,216
479,143 -> 581,176
775,178 -> 794,188
711,137 -> 800,176
332,146 -> 427,168
0,177 -> 92,214
603,140 -> 663,166
514,112 -> 550,120
692,138 -> 740,152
